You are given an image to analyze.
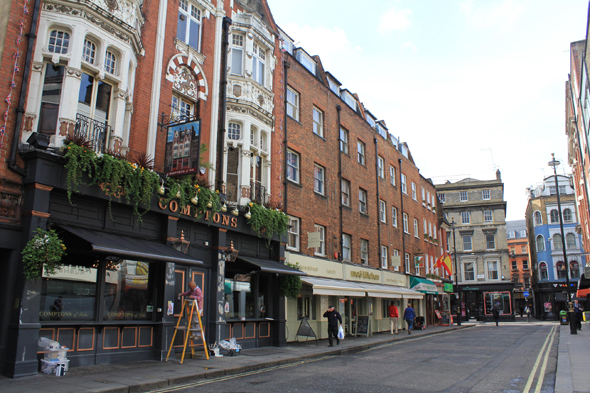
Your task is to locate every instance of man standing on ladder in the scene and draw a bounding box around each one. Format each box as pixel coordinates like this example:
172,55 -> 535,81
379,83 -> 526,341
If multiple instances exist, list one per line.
179,281 -> 204,332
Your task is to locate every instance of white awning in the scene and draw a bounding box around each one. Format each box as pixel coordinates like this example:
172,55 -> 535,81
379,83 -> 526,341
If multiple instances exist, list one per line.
300,277 -> 423,299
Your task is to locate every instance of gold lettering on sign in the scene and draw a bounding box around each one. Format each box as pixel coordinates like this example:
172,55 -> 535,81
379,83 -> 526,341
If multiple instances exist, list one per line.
213,213 -> 220,223
159,200 -> 167,209
231,217 -> 238,227
157,198 -> 239,229
169,200 -> 179,213
222,215 -> 230,226
181,205 -> 191,216
350,270 -> 380,280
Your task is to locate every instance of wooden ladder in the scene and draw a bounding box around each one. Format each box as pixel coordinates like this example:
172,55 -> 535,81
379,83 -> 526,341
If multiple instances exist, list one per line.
166,298 -> 209,363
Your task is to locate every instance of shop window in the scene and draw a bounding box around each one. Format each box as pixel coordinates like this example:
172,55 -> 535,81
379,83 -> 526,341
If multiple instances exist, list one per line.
38,64 -> 65,135
258,275 -> 269,319
297,296 -> 313,320
40,263 -> 97,322
570,261 -> 580,278
103,260 -> 153,321
224,274 -> 255,319
484,292 -> 511,315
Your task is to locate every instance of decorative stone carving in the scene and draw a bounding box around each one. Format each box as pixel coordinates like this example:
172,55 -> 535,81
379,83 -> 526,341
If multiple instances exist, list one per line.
59,119 -> 76,137
226,105 -> 272,126
22,114 -> 36,133
0,180 -> 23,223
227,80 -> 274,114
173,66 -> 198,100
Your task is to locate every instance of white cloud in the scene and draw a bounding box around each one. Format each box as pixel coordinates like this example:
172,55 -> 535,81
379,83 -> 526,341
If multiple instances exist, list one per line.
460,0 -> 525,30
378,7 -> 413,34
399,41 -> 418,53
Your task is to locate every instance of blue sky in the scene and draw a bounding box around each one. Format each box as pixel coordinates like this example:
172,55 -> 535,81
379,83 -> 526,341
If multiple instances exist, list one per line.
267,0 -> 589,220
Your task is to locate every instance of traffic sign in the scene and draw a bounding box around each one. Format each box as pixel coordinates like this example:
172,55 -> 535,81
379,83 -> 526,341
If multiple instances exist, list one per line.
523,291 -> 529,298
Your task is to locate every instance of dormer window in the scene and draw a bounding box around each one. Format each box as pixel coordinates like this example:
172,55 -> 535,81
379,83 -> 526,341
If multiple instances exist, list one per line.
295,49 -> 316,74
328,79 -> 340,96
48,30 -> 70,54
342,91 -> 357,111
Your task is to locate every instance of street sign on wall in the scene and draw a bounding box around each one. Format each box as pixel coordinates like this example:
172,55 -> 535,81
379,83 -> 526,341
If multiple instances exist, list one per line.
523,291 -> 529,298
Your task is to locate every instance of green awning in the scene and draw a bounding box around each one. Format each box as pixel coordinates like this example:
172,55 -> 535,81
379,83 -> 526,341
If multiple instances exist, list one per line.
410,277 -> 438,294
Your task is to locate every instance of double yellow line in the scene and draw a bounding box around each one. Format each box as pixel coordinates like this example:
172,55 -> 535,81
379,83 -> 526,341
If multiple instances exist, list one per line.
522,325 -> 557,393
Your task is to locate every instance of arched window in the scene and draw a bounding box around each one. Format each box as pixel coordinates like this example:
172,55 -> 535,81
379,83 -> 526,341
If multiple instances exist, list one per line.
566,233 -> 576,249
48,29 -> 70,54
550,209 -> 559,223
105,50 -> 117,74
563,208 -> 572,222
556,261 -> 567,279
82,39 -> 96,64
570,261 -> 580,278
534,211 -> 542,226
536,235 -> 545,252
228,122 -> 241,140
539,262 -> 548,280
553,234 -> 563,250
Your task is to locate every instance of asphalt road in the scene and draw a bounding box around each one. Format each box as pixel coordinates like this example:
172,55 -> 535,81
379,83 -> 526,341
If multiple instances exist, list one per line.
151,323 -> 558,393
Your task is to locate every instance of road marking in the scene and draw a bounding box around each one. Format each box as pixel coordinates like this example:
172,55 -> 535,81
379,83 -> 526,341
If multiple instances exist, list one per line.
522,326 -> 556,393
145,356 -> 332,393
534,326 -> 557,393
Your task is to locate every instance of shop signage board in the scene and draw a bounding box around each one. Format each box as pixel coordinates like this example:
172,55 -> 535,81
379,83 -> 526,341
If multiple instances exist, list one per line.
307,232 -> 321,249
382,271 -> 406,287
286,253 -> 343,279
345,264 -> 381,284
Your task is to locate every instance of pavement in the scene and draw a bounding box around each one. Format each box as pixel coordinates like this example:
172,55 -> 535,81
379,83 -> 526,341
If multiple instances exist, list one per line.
0,317 -> 585,393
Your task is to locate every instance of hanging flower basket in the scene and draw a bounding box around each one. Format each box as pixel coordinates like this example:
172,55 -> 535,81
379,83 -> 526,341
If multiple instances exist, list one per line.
21,228 -> 67,280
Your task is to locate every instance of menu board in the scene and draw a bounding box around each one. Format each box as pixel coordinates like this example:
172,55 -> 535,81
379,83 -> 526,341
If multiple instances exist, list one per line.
356,316 -> 370,336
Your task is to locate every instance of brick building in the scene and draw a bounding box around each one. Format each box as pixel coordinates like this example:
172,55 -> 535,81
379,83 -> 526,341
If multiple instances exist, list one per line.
436,172 -> 514,322
506,220 -> 531,316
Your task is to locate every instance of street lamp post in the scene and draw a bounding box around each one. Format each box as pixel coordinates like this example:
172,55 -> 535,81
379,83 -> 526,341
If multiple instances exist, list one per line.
548,153 -> 577,335
451,219 -> 461,326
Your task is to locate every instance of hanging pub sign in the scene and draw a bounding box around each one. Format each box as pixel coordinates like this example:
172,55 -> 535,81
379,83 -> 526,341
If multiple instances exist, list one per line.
164,119 -> 201,177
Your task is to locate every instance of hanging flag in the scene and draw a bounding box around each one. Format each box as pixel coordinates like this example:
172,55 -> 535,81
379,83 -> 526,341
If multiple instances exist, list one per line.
435,252 -> 453,276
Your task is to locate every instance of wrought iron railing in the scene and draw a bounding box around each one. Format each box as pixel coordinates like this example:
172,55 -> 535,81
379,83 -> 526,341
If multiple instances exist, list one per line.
250,181 -> 267,205
75,113 -> 111,153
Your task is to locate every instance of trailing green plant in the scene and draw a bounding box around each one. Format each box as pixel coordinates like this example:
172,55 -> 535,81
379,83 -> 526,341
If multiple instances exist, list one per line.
278,262 -> 302,299
21,228 -> 67,280
63,143 -> 98,203
247,202 -> 289,244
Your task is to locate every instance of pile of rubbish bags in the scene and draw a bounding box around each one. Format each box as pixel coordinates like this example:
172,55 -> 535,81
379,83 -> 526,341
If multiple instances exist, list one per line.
218,337 -> 242,356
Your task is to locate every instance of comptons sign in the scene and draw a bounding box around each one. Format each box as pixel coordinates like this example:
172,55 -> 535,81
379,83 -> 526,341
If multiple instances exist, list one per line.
158,199 -> 238,228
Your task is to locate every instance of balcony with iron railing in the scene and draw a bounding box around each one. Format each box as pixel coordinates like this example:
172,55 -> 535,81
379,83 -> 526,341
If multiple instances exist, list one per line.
75,113 -> 112,153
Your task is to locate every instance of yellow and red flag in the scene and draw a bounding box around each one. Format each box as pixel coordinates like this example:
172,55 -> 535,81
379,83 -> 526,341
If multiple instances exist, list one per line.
434,252 -> 452,276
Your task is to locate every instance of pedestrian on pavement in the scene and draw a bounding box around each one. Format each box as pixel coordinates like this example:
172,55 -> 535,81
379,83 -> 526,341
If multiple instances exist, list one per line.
388,301 -> 399,334
524,305 -> 531,322
574,299 -> 583,331
323,305 -> 342,347
404,304 -> 416,335
519,306 -> 524,317
492,304 -> 500,326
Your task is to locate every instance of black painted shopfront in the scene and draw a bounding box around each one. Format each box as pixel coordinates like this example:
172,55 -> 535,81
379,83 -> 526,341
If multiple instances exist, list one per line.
458,282 -> 515,322
535,282 -> 578,321
0,150 -> 299,378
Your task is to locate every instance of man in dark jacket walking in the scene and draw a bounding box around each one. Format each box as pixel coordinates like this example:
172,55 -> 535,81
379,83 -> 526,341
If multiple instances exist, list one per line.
323,305 -> 342,347
403,304 -> 416,335
492,304 -> 500,326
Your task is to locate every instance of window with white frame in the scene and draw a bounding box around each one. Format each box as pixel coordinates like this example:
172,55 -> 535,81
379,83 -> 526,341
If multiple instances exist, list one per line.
550,209 -> 559,223
571,261 -> 580,278
539,262 -> 548,280
401,174 -> 407,194
487,261 -> 499,280
313,107 -> 323,137
554,234 -> 563,250
287,216 -> 300,251
534,211 -> 542,226
381,246 -> 388,269
359,188 -> 367,214
462,235 -> 472,251
429,222 -> 433,237
314,164 -> 325,195
171,95 -> 194,121
342,234 -> 351,261
423,219 -> 427,235
486,234 -> 495,249
286,150 -> 300,183
340,128 -> 349,154
563,208 -> 573,222
464,262 -> 475,281
252,42 -> 266,86
227,122 -> 241,140
411,182 -> 417,200
230,33 -> 244,75
380,200 -> 386,223
177,0 -> 202,51
484,210 -> 493,222
414,218 -> 419,237
48,30 -> 70,54
567,233 -> 576,249
104,50 -> 117,74
460,191 -> 468,202
357,141 -> 366,165
392,207 -> 398,227
341,179 -> 350,207
82,39 -> 96,64
421,187 -> 425,201
438,193 -> 445,203
520,230 -> 527,238
378,157 -> 384,178
482,189 -> 490,200
390,166 -> 396,186
78,71 -> 113,128
403,213 -> 409,233
523,260 -> 529,270
536,235 -> 545,251
287,87 -> 299,120
405,253 -> 410,273
461,212 -> 470,224
360,239 -> 368,265
314,224 -> 325,256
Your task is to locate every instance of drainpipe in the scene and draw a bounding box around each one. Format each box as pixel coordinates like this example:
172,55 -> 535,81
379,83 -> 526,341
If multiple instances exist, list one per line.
8,0 -> 41,176
337,105 -> 343,261
215,16 -> 232,193
399,158 -> 406,272
374,137 -> 382,268
282,61 -> 289,211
